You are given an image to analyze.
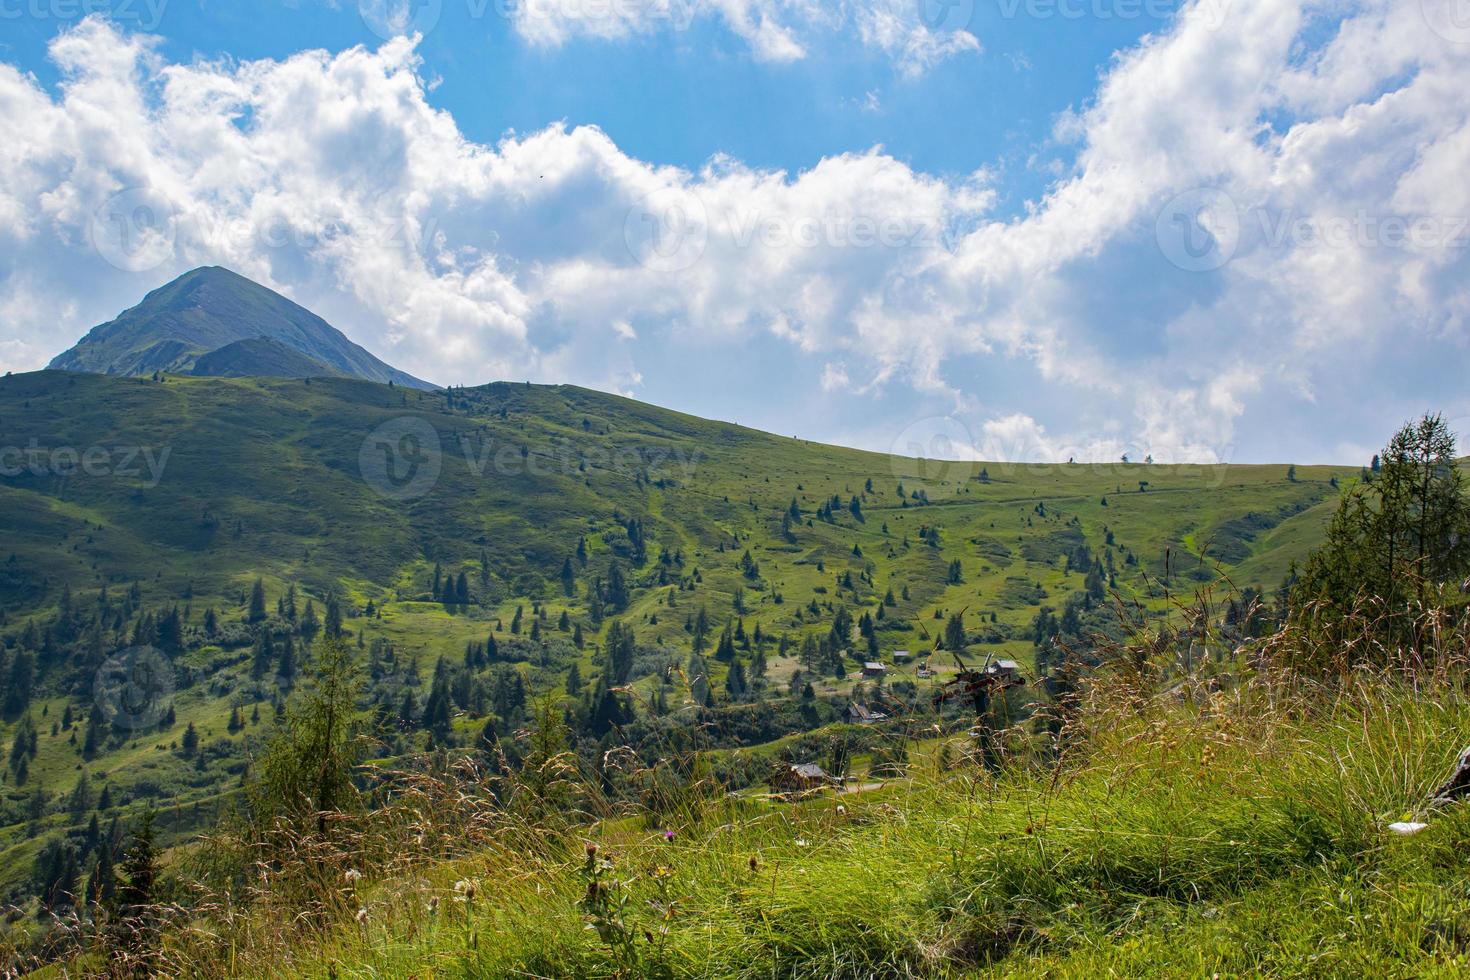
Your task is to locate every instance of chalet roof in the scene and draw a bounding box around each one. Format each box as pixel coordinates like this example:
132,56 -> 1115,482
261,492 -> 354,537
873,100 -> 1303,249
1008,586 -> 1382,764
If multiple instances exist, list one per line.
863,661 -> 886,671
789,762 -> 830,780
847,702 -> 888,722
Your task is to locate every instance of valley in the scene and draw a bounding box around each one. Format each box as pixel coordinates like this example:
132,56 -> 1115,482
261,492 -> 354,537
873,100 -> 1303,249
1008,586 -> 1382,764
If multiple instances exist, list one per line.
0,367 -> 1346,902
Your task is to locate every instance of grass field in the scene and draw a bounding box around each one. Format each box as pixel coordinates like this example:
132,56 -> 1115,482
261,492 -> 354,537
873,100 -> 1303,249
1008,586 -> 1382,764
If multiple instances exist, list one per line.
99,670 -> 1470,979
0,370 -> 1355,901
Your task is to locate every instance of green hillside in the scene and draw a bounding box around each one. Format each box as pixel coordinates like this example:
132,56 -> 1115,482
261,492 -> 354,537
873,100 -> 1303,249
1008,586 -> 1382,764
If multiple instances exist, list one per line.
0,368 -> 1352,910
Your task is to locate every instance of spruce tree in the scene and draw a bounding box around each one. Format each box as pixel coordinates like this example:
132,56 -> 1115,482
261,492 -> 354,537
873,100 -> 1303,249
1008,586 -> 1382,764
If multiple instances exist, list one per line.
110,811 -> 160,977
247,578 -> 267,623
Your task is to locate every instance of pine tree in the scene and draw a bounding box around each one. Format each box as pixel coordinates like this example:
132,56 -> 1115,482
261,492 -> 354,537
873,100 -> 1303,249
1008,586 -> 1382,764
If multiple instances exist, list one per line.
110,811 -> 160,976
560,558 -> 576,595
68,772 -> 93,812
604,562 -> 629,610
87,840 -> 116,909
588,678 -> 627,737
252,631 -> 275,678
605,621 -> 636,685
249,636 -> 361,836
714,624 -> 737,663
724,657 -> 747,701
277,635 -> 297,685
692,606 -> 710,653
1294,413 -> 1470,649
247,578 -> 267,623
323,593 -> 343,640
300,600 -> 319,641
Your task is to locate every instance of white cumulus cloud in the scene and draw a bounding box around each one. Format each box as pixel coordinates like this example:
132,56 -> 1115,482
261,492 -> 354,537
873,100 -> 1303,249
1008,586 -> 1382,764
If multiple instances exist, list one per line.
1,1 -> 1468,463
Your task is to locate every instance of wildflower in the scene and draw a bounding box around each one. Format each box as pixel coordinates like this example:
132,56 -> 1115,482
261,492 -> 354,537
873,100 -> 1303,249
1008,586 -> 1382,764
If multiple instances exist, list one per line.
453,879 -> 479,902
586,842 -> 599,857
344,869 -> 362,883
355,906 -> 370,925
426,896 -> 440,915
652,865 -> 674,880
835,805 -> 846,816
663,829 -> 675,842
794,838 -> 810,847
748,856 -> 759,871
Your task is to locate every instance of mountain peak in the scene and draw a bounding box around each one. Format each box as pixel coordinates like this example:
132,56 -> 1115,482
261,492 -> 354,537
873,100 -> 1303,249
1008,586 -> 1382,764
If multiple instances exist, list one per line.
48,267 -> 436,389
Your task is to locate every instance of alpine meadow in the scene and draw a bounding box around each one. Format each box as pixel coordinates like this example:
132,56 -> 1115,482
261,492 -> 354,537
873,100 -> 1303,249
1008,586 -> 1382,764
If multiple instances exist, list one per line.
4,1 -> 1470,977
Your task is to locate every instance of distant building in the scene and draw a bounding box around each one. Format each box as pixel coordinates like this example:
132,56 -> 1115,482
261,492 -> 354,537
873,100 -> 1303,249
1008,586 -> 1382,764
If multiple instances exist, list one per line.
862,661 -> 887,677
771,762 -> 840,797
847,702 -> 888,724
987,659 -> 1022,681
892,650 -> 912,662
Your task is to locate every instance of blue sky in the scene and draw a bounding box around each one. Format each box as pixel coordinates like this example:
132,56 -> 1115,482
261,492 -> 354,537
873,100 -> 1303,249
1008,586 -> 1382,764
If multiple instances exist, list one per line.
1,0 -> 1468,464
2,0 -> 1162,203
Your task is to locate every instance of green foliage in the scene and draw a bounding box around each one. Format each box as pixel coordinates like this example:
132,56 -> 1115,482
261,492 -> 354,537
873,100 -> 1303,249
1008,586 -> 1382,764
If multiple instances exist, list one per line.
108,810 -> 161,978
1293,413 -> 1470,662
247,636 -> 362,835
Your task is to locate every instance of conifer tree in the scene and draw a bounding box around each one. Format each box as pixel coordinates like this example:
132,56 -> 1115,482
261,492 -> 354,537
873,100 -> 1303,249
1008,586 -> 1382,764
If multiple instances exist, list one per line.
110,811 -> 160,977
247,578 -> 267,623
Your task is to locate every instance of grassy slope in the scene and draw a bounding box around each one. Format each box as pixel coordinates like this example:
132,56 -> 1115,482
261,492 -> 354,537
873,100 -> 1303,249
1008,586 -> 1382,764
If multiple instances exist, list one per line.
148,678 -> 1470,978
0,370 -> 1354,893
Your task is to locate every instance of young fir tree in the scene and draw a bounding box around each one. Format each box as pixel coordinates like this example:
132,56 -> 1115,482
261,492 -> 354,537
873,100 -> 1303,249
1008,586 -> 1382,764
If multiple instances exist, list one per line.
1294,413 -> 1470,651
109,811 -> 161,977
247,578 -> 267,623
248,636 -> 361,837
